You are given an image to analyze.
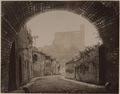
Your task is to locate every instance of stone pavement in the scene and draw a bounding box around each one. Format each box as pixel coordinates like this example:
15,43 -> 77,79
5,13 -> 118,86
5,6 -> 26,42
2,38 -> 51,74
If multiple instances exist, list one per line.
11,75 -> 108,93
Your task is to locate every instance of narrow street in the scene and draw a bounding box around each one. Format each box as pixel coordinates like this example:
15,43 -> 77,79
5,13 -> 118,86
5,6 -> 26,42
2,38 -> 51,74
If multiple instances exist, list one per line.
1,2 -> 119,93
13,75 -> 106,93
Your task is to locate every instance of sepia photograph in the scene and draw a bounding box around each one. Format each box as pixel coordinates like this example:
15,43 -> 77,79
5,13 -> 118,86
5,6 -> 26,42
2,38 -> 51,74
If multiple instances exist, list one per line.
1,1 -> 119,93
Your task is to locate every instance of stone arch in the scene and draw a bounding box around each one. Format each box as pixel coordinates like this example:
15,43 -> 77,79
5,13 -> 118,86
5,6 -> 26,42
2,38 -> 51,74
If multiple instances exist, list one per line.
2,1 -> 119,51
1,1 -> 119,92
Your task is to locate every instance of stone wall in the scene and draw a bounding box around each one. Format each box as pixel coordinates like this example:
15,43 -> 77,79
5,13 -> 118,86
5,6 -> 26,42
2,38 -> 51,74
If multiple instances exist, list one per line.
44,58 -> 52,75
65,62 -> 75,79
65,46 -> 99,84
33,50 -> 46,77
15,25 -> 33,87
51,60 -> 60,75
1,24 -> 33,92
76,47 -> 99,84
33,48 -> 59,77
15,25 -> 33,86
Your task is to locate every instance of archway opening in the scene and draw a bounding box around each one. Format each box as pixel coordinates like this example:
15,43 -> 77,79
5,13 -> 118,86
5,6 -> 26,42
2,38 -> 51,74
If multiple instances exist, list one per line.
26,10 -> 103,48
26,10 -> 104,84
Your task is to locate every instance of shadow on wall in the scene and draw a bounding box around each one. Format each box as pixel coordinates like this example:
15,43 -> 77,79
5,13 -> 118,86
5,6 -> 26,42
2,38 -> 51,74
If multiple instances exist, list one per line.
8,41 -> 16,91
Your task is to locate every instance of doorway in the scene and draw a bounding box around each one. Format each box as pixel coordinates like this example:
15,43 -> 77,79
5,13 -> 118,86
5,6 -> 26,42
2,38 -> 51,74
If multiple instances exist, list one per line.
8,41 -> 16,91
19,56 -> 22,85
99,45 -> 107,85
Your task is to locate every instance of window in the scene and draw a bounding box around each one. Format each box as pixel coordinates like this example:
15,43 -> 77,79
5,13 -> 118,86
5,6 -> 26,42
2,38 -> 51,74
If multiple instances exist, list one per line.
33,54 -> 38,63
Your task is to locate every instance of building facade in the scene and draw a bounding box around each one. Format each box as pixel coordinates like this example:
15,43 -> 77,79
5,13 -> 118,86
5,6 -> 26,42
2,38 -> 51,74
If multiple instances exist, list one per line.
32,48 -> 46,77
8,25 -> 33,91
51,59 -> 60,75
65,45 -> 100,84
32,48 -> 59,77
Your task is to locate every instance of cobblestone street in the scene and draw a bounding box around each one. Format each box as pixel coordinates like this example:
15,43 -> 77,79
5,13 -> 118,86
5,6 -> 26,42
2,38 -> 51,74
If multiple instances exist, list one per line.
13,75 -> 106,93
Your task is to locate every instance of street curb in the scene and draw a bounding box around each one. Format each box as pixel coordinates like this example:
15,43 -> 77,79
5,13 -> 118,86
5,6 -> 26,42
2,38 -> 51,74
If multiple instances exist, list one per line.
61,76 -> 105,89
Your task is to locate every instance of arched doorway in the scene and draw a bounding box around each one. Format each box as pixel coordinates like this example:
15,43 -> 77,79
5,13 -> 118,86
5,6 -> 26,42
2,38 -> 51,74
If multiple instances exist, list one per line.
8,41 -> 16,91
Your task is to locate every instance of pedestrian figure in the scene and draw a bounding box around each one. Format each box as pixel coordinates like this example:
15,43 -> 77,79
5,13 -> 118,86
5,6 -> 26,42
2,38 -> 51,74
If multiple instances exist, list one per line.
105,82 -> 111,90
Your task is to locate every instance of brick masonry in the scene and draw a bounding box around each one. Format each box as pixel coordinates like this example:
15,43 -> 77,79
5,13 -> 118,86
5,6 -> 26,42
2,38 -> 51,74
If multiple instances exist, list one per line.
1,1 -> 119,92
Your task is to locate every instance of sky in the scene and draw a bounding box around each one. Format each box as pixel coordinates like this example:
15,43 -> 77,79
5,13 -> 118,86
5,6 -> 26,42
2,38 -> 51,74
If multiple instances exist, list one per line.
26,10 -> 103,47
